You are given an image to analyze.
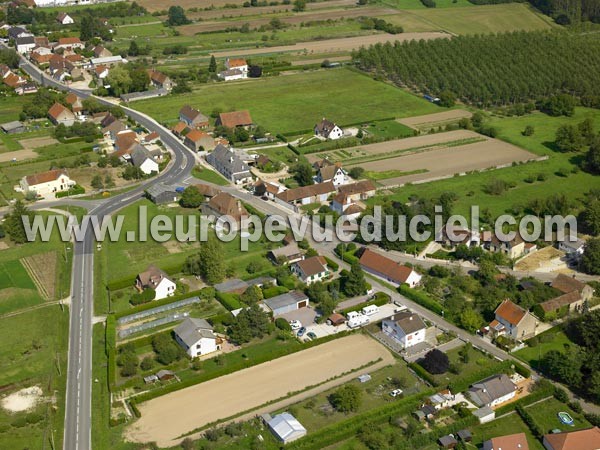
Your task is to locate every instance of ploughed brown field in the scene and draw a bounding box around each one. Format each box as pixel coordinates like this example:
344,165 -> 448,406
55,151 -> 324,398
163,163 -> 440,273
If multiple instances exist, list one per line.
125,334 -> 393,447
208,32 -> 450,58
397,109 -> 473,130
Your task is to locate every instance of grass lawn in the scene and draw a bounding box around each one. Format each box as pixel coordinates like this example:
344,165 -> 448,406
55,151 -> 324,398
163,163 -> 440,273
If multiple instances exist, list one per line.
280,360 -> 422,432
0,306 -> 68,450
470,413 -> 545,450
133,68 -> 441,135
430,344 -> 502,386
514,329 -> 573,369
369,107 -> 599,219
525,397 -> 591,434
384,3 -> 556,35
366,119 -> 416,139
0,95 -> 24,123
192,166 -> 230,186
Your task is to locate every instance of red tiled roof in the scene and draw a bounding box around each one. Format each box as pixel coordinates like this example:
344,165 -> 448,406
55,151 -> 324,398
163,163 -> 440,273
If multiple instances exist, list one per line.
551,274 -> 587,294
485,433 -> 529,450
295,256 -> 328,277
25,169 -> 68,186
494,299 -> 526,326
58,37 -> 82,46
543,427 -> 600,450
48,102 -> 72,120
218,110 -> 252,128
185,129 -> 209,142
359,248 -> 414,285
227,58 -> 247,68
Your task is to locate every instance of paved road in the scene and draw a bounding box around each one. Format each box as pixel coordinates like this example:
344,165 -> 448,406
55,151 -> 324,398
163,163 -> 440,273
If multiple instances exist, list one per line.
11,49 -> 197,450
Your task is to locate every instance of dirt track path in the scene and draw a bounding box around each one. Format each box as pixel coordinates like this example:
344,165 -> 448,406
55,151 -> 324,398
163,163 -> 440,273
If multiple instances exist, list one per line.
125,334 -> 394,447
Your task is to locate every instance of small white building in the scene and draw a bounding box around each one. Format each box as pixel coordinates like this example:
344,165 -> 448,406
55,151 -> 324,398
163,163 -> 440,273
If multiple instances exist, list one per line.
135,265 -> 176,300
130,145 -> 159,175
19,169 -> 75,198
468,374 -> 517,408
16,36 -> 36,54
382,311 -> 426,348
174,318 -> 220,358
292,256 -> 329,285
265,412 -> 307,444
316,164 -> 346,186
558,235 -> 586,258
57,12 -> 74,25
359,248 -> 422,288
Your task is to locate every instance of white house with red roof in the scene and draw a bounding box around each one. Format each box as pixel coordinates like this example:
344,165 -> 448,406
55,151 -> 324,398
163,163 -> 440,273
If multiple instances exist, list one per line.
489,299 -> 537,340
19,169 -> 75,198
359,248 -> 422,288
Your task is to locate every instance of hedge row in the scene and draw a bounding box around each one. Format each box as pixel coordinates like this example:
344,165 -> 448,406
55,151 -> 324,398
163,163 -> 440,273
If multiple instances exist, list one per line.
323,256 -> 339,272
55,184 -> 85,198
516,404 -> 543,438
131,330 -> 355,404
106,315 -> 117,388
287,143 -> 300,155
398,285 -> 444,316
408,362 -> 437,386
215,291 -> 243,311
340,294 -> 390,315
287,392 -> 432,450
263,285 -> 289,299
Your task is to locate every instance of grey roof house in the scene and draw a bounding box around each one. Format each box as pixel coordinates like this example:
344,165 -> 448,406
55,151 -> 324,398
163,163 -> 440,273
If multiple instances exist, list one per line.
174,318 -> 220,358
469,374 -> 516,408
206,144 -> 252,184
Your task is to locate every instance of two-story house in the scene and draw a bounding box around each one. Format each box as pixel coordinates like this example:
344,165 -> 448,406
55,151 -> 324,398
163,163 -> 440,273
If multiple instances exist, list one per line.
382,311 -> 426,348
291,256 -> 329,285
489,299 -> 537,341
174,318 -> 220,358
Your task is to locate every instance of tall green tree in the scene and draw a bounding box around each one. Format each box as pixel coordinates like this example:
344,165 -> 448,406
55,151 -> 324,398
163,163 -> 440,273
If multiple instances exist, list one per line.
208,55 -> 217,73
581,237 -> 600,275
184,236 -> 226,284
179,186 -> 204,208
166,6 -> 190,26
291,161 -> 314,186
4,200 -> 33,244
342,263 -> 368,296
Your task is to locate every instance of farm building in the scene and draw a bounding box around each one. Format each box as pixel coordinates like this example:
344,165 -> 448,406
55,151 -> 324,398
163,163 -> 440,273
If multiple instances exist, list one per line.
184,129 -> 215,152
179,105 -> 209,128
263,291 -> 309,316
264,412 -> 307,444
382,311 -> 426,348
174,318 -> 220,358
1,121 -> 25,134
337,180 -> 377,201
48,102 -> 76,126
358,248 -> 422,288
145,183 -> 179,205
135,265 -> 176,300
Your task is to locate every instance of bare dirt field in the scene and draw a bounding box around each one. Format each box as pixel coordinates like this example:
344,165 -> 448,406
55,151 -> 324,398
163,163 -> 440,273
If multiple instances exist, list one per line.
306,129 -> 483,164
125,334 -> 393,447
139,0 -> 249,11
0,148 -> 38,163
68,167 -> 133,191
18,136 -> 59,150
210,31 -> 449,58
179,7 -> 400,34
348,137 -> 538,186
515,246 -> 566,272
1,386 -> 44,413
398,109 -> 473,130
188,0 -> 357,20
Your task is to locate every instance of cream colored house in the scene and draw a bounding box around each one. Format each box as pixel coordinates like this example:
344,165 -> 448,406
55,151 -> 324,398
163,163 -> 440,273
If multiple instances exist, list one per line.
20,169 -> 75,198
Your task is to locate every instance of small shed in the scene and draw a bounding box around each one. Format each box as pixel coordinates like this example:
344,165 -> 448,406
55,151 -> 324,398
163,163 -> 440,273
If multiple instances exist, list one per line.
327,313 -> 346,326
263,291 -> 309,316
457,429 -> 472,442
146,183 -> 179,205
473,406 -> 495,424
1,121 -> 25,134
357,374 -> 371,383
143,374 -> 158,384
156,369 -> 175,381
438,434 -> 457,449
265,412 -> 307,444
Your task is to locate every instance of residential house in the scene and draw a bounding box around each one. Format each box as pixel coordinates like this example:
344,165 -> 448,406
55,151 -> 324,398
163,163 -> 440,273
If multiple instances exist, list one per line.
49,54 -> 76,79
31,51 -> 53,65
337,180 -> 377,201
437,225 -> 481,248
206,144 -> 252,184
539,274 -> 595,316
148,69 -> 173,91
34,36 -> 50,48
559,236 -> 586,258
102,120 -> 126,141
274,182 -> 336,209
2,72 -> 26,91
19,169 -> 75,198
55,37 -> 84,51
130,145 -> 159,175
65,93 -> 84,116
145,183 -> 179,205
202,192 -> 250,230
292,256 -> 329,285
92,45 -> 112,59
254,180 -> 285,200
469,374 -> 517,408
359,248 -> 422,288
542,426 -> 600,450
428,390 -> 454,410
316,163 -> 346,186
489,299 -> 537,340
483,433 -> 529,450
218,69 -> 246,81
331,192 -> 364,220
264,412 -> 307,444
65,54 -> 84,67
184,129 -> 214,152
262,291 -> 309,316
485,233 -> 527,259
135,265 -> 176,300
225,58 -> 248,75
216,110 -> 253,129
179,105 -> 209,128
56,12 -> 74,25
171,121 -> 189,137
94,64 -> 109,81
268,244 -> 304,265
114,130 -> 138,154
143,131 -> 160,144
15,82 -> 38,96
314,118 -> 344,140
174,318 -> 220,358
8,27 -> 31,41
16,36 -> 35,54
382,311 -> 426,348
48,102 -> 76,126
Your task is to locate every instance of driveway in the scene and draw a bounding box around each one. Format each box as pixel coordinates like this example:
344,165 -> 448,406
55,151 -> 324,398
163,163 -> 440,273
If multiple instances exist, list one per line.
278,306 -> 317,328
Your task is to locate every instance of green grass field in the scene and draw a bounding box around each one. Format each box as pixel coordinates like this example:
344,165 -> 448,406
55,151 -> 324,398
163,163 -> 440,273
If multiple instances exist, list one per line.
384,3 -> 556,35
515,329 -> 573,369
0,96 -> 24,124
368,107 -> 599,219
192,167 -> 230,186
0,306 -> 68,450
133,69 -> 441,134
